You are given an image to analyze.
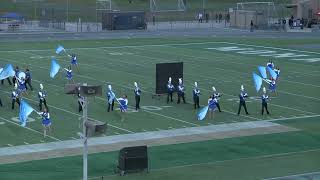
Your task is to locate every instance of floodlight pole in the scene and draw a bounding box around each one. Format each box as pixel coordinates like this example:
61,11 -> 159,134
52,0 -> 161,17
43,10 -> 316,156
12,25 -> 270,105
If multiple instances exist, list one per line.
82,97 -> 88,180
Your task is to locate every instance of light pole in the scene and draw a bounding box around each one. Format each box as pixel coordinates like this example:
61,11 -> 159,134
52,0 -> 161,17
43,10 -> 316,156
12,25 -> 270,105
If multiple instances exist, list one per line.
67,0 -> 69,22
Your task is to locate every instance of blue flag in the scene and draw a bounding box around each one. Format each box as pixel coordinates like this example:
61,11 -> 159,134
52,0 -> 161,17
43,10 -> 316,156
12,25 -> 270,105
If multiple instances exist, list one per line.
258,66 -> 267,79
253,72 -> 263,92
197,105 -> 209,121
56,45 -> 65,54
19,100 -> 34,127
0,67 -> 3,74
50,58 -> 61,78
267,66 -> 277,80
0,64 -> 15,80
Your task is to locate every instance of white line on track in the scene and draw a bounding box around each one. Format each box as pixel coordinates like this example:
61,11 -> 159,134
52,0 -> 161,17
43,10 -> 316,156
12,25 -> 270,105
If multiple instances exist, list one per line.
262,171 -> 320,180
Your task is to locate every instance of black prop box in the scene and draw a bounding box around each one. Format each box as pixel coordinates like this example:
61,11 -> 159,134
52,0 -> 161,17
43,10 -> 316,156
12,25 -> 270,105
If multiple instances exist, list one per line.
155,62 -> 183,95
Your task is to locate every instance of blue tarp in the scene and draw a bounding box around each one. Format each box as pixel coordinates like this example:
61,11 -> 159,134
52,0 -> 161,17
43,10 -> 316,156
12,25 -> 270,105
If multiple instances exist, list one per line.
1,12 -> 23,20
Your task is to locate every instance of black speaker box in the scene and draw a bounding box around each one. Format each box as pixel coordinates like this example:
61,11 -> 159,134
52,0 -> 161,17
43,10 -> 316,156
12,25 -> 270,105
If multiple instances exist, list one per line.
118,146 -> 148,175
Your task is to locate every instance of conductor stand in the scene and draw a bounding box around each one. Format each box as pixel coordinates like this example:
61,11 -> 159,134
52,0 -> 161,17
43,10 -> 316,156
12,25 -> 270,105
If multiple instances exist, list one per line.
65,84 -> 105,180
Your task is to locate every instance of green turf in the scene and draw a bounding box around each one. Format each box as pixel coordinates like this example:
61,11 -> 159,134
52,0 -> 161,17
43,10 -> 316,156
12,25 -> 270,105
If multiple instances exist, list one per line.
0,37 -> 319,146
0,117 -> 319,180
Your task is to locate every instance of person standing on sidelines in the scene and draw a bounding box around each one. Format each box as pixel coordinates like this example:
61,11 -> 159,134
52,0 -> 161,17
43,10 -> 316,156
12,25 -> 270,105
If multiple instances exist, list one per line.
107,85 -> 115,112
37,108 -> 51,138
212,86 -> 222,112
166,77 -> 174,104
237,85 -> 249,115
77,87 -> 84,113
177,78 -> 186,104
261,87 -> 270,115
193,82 -> 200,109
134,82 -> 141,111
38,84 -> 48,111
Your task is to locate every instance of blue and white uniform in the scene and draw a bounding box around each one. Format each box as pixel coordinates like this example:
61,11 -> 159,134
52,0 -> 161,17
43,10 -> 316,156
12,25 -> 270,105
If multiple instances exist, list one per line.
166,81 -> 175,103
18,79 -> 26,91
118,97 -> 128,112
193,87 -> 200,109
107,90 -> 115,104
71,55 -> 77,65
208,98 -> 217,111
267,62 -> 274,69
212,92 -> 222,112
39,112 -> 51,126
65,69 -> 73,80
274,68 -> 280,79
269,80 -> 276,92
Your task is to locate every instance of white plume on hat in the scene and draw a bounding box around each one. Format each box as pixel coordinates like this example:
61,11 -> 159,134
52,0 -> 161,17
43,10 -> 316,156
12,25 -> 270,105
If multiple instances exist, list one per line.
194,82 -> 198,87
263,87 -> 266,93
14,83 -> 18,90
241,85 -> 244,91
108,84 -> 112,90
168,77 -> 172,82
134,82 -> 138,87
40,84 -> 44,90
179,78 -> 182,84
212,86 -> 216,92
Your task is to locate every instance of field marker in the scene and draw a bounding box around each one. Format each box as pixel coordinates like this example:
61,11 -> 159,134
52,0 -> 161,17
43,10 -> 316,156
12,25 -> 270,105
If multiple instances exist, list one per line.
23,142 -> 29,145
7,144 -> 13,147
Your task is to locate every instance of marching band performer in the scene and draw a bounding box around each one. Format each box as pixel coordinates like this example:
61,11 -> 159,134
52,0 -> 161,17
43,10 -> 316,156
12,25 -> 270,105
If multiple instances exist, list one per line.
177,78 -> 186,104
269,78 -> 277,95
38,84 -> 48,111
274,67 -> 280,79
64,66 -> 74,84
193,82 -> 200,109
166,77 -> 175,103
212,86 -> 222,112
237,85 -> 249,115
107,85 -> 115,112
37,108 -> 52,138
208,95 -> 217,119
11,84 -> 20,110
267,60 -> 274,69
134,82 -> 141,111
78,87 -> 84,113
25,68 -> 33,91
118,95 -> 128,112
69,54 -> 80,73
261,87 -> 270,115
12,66 -> 19,85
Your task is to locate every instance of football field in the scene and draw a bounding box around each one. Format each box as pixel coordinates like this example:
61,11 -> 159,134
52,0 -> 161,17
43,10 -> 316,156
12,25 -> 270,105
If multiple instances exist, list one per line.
0,37 -> 320,180
0,38 -> 319,147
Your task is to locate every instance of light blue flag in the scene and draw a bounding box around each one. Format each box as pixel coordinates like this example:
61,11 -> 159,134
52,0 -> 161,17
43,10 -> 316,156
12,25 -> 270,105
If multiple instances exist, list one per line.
56,45 -> 65,54
0,67 -> 3,74
197,105 -> 209,121
0,64 -> 15,80
50,58 -> 61,78
267,66 -> 277,79
258,66 -> 267,79
253,72 -> 263,92
19,100 -> 34,127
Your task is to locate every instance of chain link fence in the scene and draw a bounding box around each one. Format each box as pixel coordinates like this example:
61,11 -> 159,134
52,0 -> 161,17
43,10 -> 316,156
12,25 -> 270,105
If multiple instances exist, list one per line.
0,0 -> 292,32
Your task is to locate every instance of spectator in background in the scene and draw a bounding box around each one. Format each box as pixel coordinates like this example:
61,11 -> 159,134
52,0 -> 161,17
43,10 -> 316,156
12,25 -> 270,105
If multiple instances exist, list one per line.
198,12 -> 203,23
250,20 -> 254,32
215,13 -> 218,23
300,18 -> 304,29
205,13 -> 209,23
218,13 -> 222,23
